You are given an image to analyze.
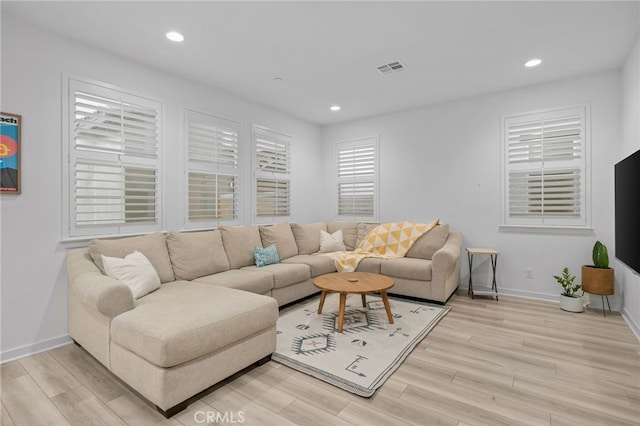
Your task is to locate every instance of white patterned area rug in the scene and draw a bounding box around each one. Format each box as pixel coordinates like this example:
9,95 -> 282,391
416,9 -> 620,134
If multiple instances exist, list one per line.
271,293 -> 450,397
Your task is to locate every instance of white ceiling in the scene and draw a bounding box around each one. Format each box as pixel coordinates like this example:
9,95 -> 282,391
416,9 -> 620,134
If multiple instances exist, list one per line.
3,1 -> 639,125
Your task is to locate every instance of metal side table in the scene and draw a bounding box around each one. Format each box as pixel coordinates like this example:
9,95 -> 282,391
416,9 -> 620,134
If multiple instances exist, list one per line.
466,248 -> 499,300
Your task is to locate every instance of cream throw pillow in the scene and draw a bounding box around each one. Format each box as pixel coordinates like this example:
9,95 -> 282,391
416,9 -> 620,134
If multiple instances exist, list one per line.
319,229 -> 346,253
102,251 -> 161,299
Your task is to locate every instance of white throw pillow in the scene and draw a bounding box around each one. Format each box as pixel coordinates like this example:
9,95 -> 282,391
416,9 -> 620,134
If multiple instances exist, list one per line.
102,251 -> 161,299
319,229 -> 346,253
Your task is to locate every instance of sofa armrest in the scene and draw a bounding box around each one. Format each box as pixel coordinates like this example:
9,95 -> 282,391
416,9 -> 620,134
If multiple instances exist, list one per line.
66,248 -> 135,318
431,231 -> 462,301
432,232 -> 460,271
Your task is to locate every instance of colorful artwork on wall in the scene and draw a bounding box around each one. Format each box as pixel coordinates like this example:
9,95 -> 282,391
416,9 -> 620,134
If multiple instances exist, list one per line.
0,112 -> 21,194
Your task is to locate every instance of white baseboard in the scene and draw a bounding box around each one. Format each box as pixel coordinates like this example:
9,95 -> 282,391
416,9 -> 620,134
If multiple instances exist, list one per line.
0,334 -> 72,364
466,285 -> 622,309
461,284 -> 558,303
495,287 -> 558,302
621,308 -> 640,342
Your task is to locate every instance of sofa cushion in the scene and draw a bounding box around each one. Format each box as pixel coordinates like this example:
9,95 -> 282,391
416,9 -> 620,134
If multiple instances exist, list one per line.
319,230 -> 346,253
166,230 -> 229,280
356,222 -> 379,247
254,245 -> 280,267
259,222 -> 298,260
89,232 -> 175,283
282,255 -> 337,277
193,269 -> 273,295
355,257 -> 384,274
406,224 -> 450,260
110,281 -> 278,368
327,221 -> 359,251
381,257 -> 433,281
220,226 -> 263,269
291,222 -> 327,255
241,263 -> 311,289
102,251 -> 161,299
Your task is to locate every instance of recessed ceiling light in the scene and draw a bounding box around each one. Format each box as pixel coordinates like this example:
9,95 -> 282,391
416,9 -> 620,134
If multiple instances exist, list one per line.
330,105 -> 341,111
166,31 -> 184,42
525,58 -> 542,68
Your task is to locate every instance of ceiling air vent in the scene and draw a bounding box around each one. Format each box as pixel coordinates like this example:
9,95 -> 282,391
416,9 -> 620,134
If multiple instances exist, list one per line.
377,61 -> 406,75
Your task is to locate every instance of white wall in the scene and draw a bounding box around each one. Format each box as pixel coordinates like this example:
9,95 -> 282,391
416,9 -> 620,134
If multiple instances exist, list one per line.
2,14 -> 638,362
0,15 -> 324,361
620,37 -> 640,339
323,71 -> 624,307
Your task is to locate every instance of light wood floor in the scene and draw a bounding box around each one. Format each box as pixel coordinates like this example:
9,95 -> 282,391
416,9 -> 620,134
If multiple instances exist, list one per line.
2,293 -> 639,426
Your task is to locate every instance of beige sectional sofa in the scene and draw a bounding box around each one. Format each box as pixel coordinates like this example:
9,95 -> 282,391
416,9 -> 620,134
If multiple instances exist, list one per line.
66,221 -> 461,417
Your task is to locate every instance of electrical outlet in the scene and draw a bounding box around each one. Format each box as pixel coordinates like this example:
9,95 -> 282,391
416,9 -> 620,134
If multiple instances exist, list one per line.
525,268 -> 534,279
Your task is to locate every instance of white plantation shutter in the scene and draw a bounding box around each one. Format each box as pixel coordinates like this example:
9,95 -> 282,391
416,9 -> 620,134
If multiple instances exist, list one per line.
74,162 -> 157,225
66,78 -> 161,238
253,126 -> 291,219
256,178 -> 290,216
188,173 -> 237,220
255,132 -> 290,175
336,137 -> 378,220
185,110 -> 239,227
74,92 -> 158,157
503,106 -> 589,227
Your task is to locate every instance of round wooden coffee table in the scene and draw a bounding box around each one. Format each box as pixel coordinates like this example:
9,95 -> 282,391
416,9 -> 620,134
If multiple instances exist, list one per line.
313,272 -> 395,333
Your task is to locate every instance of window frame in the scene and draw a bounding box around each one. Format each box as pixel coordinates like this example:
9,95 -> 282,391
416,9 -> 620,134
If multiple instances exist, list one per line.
252,124 -> 292,223
62,75 -> 163,240
183,108 -> 241,230
500,104 -> 591,230
335,136 -> 379,222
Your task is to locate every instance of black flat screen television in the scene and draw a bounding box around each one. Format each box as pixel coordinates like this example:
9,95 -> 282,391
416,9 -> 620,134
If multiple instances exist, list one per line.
615,149 -> 640,274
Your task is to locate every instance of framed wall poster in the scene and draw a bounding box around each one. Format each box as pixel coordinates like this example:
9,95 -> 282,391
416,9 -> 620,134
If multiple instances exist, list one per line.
0,112 -> 21,194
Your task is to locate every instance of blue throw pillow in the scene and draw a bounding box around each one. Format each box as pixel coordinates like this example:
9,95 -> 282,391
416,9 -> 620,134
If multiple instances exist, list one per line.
254,245 -> 280,267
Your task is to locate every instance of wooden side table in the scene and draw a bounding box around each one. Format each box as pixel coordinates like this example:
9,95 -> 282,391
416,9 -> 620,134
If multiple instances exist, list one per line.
466,248 -> 499,300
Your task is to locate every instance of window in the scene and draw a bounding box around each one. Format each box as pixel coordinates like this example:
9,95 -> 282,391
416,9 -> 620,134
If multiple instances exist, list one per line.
502,105 -> 590,228
63,77 -> 162,239
185,109 -> 240,228
335,136 -> 378,221
253,125 -> 291,220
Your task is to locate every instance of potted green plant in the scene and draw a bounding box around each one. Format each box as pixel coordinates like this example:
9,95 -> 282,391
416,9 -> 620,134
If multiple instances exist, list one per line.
553,267 -> 583,312
582,240 -> 614,316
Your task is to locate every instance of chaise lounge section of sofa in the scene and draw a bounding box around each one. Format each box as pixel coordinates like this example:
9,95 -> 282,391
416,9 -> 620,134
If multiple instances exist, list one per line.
65,221 -> 461,416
